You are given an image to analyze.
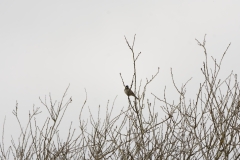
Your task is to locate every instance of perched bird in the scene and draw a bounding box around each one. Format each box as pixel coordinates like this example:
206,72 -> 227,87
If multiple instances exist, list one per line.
124,85 -> 138,99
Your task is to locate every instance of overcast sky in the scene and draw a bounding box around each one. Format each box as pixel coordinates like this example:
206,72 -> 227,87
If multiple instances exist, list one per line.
1,0 -> 240,144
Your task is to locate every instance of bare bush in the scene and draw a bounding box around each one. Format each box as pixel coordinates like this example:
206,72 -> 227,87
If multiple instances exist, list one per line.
1,35 -> 239,160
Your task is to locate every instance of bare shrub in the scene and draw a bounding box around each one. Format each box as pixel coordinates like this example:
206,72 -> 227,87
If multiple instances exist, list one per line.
1,35 -> 239,160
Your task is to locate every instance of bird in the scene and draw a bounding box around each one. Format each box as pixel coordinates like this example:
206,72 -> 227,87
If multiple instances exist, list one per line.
124,85 -> 138,99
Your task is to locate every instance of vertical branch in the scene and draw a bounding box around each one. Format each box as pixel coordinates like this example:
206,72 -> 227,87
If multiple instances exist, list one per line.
124,34 -> 137,98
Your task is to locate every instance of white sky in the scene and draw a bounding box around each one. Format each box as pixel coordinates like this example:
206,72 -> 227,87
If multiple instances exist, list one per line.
0,0 -> 240,145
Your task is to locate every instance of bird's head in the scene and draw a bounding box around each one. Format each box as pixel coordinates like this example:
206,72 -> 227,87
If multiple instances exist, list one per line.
125,85 -> 129,89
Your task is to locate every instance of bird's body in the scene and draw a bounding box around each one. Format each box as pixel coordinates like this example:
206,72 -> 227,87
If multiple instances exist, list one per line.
124,85 -> 138,99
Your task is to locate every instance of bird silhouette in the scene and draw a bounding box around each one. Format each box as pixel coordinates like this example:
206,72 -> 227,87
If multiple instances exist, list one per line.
124,85 -> 138,99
